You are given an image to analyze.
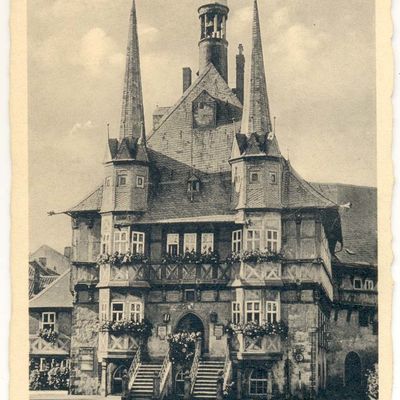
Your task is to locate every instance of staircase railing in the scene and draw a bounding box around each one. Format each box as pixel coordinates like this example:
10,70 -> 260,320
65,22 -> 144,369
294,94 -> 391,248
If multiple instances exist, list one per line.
189,338 -> 202,395
157,349 -> 172,400
128,345 -> 142,388
222,340 -> 233,395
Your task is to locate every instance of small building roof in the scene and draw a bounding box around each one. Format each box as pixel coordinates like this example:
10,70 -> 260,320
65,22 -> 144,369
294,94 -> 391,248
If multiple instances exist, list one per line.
29,269 -> 73,309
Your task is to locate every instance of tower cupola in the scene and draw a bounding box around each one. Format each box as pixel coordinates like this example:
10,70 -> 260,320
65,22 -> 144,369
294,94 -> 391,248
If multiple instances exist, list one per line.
198,1 -> 229,82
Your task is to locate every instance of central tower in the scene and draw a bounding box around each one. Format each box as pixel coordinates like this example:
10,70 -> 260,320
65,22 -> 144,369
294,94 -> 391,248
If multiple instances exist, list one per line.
198,1 -> 229,82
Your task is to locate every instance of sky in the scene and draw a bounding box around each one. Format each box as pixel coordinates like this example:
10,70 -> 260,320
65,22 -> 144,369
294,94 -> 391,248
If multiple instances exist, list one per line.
28,0 -> 376,253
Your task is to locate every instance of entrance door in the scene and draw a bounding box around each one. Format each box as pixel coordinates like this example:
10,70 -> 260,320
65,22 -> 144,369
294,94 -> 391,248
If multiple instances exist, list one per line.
175,313 -> 205,351
344,352 -> 362,390
112,365 -> 127,395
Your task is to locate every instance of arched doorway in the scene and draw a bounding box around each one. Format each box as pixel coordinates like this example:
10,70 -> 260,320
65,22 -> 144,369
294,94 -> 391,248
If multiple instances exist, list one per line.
175,313 -> 205,351
344,352 -> 362,390
112,365 -> 127,394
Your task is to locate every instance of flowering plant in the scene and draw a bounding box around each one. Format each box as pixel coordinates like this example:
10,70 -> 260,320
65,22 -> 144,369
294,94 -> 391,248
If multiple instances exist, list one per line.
97,252 -> 149,266
38,329 -> 59,343
240,250 -> 284,263
226,321 -> 288,339
162,249 -> 220,265
366,364 -> 378,400
166,331 -> 202,365
29,367 -> 69,391
101,319 -> 153,338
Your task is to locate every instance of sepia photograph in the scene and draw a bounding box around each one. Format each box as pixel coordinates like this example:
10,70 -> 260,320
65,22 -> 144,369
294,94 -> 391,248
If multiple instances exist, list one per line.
25,0 -> 382,399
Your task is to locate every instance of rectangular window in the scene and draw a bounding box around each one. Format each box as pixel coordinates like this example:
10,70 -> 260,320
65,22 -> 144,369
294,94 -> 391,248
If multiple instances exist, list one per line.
41,312 -> 56,331
266,229 -> 279,252
184,233 -> 197,252
266,301 -> 279,324
365,279 -> 374,290
245,301 -> 261,324
101,233 -> 111,254
184,289 -> 196,302
136,176 -> 145,188
117,174 -> 127,186
201,233 -> 214,252
129,302 -> 142,322
353,278 -> 363,290
132,231 -> 145,254
250,171 -> 259,183
167,233 -> 179,256
100,303 -> 107,322
232,230 -> 242,253
269,172 -> 277,184
114,228 -> 130,254
232,302 -> 241,324
111,302 -> 124,322
246,230 -> 261,251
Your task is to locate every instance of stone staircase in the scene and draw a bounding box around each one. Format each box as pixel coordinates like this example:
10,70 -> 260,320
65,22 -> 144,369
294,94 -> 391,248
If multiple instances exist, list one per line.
192,359 -> 225,399
130,362 -> 162,399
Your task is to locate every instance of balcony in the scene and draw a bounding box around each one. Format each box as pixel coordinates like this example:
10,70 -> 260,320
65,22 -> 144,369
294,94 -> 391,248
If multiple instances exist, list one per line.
29,333 -> 70,355
230,261 -> 282,287
336,289 -> 377,306
97,262 -> 232,287
230,334 -> 282,360
98,331 -> 140,359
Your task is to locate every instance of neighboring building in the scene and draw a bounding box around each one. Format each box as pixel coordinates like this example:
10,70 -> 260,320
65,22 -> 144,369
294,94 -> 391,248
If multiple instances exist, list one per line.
30,244 -> 72,275
29,260 -> 59,299
58,1 -> 377,399
29,270 -> 73,391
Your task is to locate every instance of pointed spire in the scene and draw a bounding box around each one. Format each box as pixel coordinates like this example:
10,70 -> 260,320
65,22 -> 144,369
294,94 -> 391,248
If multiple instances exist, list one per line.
138,121 -> 146,146
119,0 -> 145,140
248,0 -> 272,136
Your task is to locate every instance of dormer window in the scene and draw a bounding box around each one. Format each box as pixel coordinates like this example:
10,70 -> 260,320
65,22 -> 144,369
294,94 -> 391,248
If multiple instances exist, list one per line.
188,180 -> 200,192
353,278 -> 363,290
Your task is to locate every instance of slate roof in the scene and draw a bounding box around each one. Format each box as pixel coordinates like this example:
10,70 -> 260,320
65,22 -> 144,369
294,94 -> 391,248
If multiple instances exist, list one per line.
30,269 -> 73,309
68,185 -> 103,213
29,260 -> 60,299
313,183 -> 377,266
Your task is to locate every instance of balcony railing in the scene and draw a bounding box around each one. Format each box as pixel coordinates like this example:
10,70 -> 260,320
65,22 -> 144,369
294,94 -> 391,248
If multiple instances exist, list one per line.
98,331 -> 140,359
336,289 -> 377,306
230,334 -> 282,360
231,261 -> 282,285
29,333 -> 70,355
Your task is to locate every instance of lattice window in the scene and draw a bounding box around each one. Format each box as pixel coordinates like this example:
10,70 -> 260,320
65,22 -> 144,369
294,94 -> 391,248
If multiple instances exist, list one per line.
232,230 -> 242,253
114,227 -> 130,253
232,302 -> 241,324
201,233 -> 214,252
41,312 -> 56,331
167,233 -> 180,255
132,231 -> 145,254
246,230 -> 261,251
111,302 -> 124,322
129,302 -> 142,322
184,233 -> 197,252
245,301 -> 260,324
249,368 -> 267,395
266,301 -> 279,324
266,229 -> 279,252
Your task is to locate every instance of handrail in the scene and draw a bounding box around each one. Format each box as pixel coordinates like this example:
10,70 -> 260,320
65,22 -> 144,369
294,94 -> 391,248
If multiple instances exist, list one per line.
222,340 -> 233,393
128,346 -> 142,388
158,349 -> 172,400
189,338 -> 202,394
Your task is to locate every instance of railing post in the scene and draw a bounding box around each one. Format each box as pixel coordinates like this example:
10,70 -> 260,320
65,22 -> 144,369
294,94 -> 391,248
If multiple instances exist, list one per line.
216,370 -> 224,400
153,371 -> 160,399
184,370 -> 191,400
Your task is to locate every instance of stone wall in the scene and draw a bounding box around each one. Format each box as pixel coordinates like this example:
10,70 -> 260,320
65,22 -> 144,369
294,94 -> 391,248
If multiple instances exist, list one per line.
327,308 -> 378,389
71,217 -> 101,263
70,303 -> 100,395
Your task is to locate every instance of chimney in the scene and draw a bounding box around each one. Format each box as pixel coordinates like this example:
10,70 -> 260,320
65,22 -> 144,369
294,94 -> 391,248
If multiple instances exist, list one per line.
182,67 -> 192,93
39,257 -> 47,267
64,246 -> 72,260
235,44 -> 245,104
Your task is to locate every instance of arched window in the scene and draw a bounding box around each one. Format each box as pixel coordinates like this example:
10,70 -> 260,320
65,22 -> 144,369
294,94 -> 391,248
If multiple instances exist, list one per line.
249,368 -> 267,395
344,352 -> 362,389
175,369 -> 185,397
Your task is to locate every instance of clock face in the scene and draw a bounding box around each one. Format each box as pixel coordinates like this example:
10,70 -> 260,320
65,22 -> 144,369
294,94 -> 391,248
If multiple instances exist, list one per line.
193,101 -> 216,128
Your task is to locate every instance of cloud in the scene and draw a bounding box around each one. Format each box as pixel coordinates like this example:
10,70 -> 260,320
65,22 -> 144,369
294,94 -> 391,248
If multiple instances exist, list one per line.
138,23 -> 159,37
69,120 -> 94,135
